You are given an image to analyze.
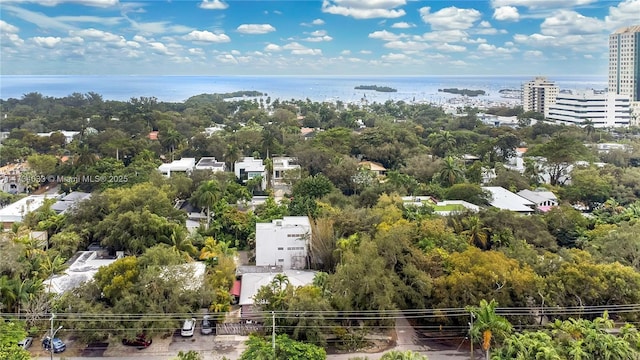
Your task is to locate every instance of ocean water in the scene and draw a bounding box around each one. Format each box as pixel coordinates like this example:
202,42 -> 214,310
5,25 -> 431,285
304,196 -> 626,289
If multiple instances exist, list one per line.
0,75 -> 607,104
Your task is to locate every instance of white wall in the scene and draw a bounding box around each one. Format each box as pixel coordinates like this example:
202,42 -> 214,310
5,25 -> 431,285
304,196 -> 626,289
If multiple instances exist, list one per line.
255,216 -> 311,270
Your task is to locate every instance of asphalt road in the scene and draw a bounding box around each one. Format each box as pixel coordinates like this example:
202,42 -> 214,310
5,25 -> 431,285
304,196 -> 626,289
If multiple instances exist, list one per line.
37,315 -> 477,360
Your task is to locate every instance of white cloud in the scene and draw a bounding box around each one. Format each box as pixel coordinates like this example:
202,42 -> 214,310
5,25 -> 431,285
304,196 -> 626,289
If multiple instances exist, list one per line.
421,30 -> 468,43
216,54 -> 238,64
264,43 -> 281,52
384,40 -> 429,51
450,60 -> 468,66
304,35 -> 333,42
310,30 -> 328,36
149,42 -> 173,56
322,0 -> 406,19
54,15 -> 122,26
301,18 -> 325,26
31,36 -> 61,48
199,0 -> 228,10
391,22 -> 414,28
583,54 -> 593,59
3,4 -> 75,32
360,50 -> 372,54
419,6 -> 482,30
70,28 -> 121,42
291,48 -> 322,55
434,43 -> 466,52
368,30 -> 406,41
540,10 -> 604,36
493,6 -> 519,21
184,30 -> 230,43
188,48 -> 204,56
490,0 -> 598,9
341,49 -> 351,55
381,52 -> 409,61
4,0 -> 119,7
0,20 -> 19,33
605,0 -> 640,29
513,32 -> 605,52
237,24 -> 276,34
524,50 -> 544,58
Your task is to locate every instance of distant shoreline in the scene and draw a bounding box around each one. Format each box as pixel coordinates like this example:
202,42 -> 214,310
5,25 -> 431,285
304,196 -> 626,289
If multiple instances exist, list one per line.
354,85 -> 398,92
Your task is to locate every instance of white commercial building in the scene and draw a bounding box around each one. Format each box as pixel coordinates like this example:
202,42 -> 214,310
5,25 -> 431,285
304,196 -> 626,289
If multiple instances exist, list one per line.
158,158 -> 196,177
255,216 -> 311,270
609,25 -> 640,126
546,90 -> 632,127
522,77 -> 558,118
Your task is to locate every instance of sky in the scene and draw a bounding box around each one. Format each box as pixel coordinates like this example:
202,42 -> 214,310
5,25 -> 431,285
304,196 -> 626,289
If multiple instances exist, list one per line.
0,0 -> 638,76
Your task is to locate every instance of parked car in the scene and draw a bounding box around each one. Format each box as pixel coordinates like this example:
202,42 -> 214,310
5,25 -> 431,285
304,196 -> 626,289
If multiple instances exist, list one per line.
181,318 -> 196,337
122,334 -> 152,349
200,315 -> 214,335
18,337 -> 33,349
42,337 -> 66,353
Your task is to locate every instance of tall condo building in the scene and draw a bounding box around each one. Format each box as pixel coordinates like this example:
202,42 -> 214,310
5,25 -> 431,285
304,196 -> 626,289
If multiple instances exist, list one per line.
609,25 -> 640,126
609,25 -> 640,101
521,76 -> 558,118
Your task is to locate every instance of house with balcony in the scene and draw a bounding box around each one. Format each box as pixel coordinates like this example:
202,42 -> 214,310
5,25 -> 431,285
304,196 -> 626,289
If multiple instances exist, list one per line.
0,162 -> 29,194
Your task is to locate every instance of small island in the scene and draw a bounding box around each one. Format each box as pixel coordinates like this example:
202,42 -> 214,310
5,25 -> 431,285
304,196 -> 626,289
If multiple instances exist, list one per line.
355,85 -> 397,92
438,88 -> 486,97
186,91 -> 266,103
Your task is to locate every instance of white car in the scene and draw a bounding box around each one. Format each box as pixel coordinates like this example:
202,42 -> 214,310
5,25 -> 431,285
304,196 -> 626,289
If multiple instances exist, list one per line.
181,318 -> 196,337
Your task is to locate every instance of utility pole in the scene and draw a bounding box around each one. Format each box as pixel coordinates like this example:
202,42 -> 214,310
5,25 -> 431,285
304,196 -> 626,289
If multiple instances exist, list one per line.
272,311 -> 276,356
48,313 -> 63,360
469,311 -> 474,360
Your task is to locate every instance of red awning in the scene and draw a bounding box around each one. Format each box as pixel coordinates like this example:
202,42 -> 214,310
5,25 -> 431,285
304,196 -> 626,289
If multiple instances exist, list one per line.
230,280 -> 241,297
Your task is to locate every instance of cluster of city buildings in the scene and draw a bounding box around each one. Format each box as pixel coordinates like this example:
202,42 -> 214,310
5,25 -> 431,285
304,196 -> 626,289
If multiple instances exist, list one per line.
521,25 -> 639,128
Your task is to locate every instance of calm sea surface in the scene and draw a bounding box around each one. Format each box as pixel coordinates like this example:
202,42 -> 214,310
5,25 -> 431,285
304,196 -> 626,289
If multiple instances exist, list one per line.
0,75 -> 607,104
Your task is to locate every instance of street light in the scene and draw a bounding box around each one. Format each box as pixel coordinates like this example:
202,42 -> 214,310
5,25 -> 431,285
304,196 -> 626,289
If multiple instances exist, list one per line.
49,313 -> 63,360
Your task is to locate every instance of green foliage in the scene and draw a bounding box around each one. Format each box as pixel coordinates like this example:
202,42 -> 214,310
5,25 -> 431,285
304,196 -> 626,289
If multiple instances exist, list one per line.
380,350 -> 429,359
0,318 -> 30,360
173,350 -> 203,360
239,334 -> 326,360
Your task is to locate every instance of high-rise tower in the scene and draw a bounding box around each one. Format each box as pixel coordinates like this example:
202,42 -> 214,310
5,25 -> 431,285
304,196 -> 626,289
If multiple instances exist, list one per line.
521,76 -> 558,118
609,25 -> 640,102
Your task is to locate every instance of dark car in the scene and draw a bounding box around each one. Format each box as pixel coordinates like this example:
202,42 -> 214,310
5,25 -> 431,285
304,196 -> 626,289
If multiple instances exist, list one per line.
42,337 -> 66,353
122,334 -> 152,349
200,315 -> 214,335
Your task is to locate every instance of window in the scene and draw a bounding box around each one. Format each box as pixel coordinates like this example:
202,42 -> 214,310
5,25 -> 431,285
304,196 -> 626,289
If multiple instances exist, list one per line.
277,259 -> 284,262
277,247 -> 284,250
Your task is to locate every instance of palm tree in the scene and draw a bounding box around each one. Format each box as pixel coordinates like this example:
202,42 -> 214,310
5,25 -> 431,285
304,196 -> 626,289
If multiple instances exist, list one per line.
438,156 -> 464,187
462,216 -> 491,249
169,227 -> 197,260
429,130 -> 457,157
191,180 -> 221,229
224,144 -> 241,173
581,119 -> 595,140
467,299 -> 512,360
161,129 -> 183,161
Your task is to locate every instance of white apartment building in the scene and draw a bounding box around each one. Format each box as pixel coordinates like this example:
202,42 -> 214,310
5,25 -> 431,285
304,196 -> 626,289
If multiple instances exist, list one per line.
0,162 -> 29,194
522,77 -> 558,118
255,216 -> 311,270
609,25 -> 640,125
157,158 -> 196,177
546,90 -> 632,127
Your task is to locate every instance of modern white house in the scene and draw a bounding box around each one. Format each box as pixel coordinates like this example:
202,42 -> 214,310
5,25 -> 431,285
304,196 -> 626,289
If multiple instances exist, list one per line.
255,216 -> 311,270
546,90 -> 632,127
234,157 -> 266,189
195,157 -> 226,173
158,158 -> 196,177
482,186 -> 536,214
271,157 -> 300,184
517,189 -> 558,212
0,195 -> 51,230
